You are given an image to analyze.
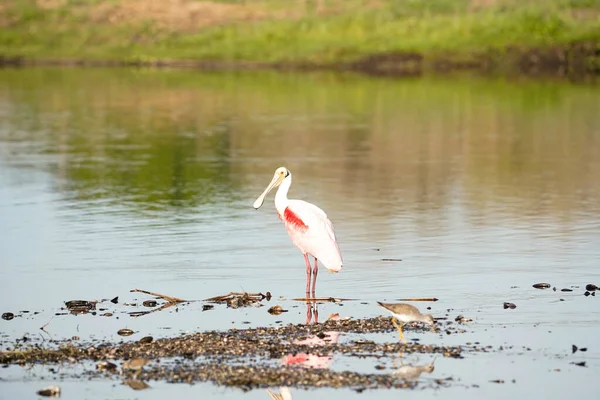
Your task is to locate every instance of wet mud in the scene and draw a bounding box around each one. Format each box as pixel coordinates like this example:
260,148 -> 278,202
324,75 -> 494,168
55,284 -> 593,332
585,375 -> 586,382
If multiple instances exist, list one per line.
1,315 -> 476,390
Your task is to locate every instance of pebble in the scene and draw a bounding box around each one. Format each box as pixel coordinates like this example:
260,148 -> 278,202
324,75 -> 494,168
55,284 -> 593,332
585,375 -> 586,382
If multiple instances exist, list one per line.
560,288 -> 573,292
36,385 -> 61,397
202,305 -> 214,311
532,283 -> 551,289
142,300 -> 157,308
2,312 -> 14,321
585,284 -> 598,291
117,328 -> 134,336
268,305 -> 287,315
139,336 -> 154,344
97,360 -> 117,371
503,303 -> 517,309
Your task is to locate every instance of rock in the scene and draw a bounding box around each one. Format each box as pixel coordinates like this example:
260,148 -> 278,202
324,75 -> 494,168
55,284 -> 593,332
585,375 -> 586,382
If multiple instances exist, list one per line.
2,312 -> 14,321
117,328 -> 134,336
585,284 -> 598,291
503,302 -> 517,309
97,361 -> 117,371
36,385 -> 61,397
139,336 -> 153,344
532,283 -> 551,289
268,305 -> 287,315
142,300 -> 157,308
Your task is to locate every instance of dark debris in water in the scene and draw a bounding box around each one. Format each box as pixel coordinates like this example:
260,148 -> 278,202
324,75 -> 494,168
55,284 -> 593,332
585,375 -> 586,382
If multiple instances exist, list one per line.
532,283 -> 551,289
204,292 -> 271,308
2,312 -> 15,321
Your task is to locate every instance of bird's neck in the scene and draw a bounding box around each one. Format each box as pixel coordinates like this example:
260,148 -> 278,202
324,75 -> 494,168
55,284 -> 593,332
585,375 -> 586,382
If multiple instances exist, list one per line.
275,175 -> 292,215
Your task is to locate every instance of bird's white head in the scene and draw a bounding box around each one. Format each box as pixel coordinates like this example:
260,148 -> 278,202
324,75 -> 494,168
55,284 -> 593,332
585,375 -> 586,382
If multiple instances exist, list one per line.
253,167 -> 290,209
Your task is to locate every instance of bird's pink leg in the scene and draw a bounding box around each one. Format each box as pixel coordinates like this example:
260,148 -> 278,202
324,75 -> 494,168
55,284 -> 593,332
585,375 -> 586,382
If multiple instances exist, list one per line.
304,254 -> 312,295
311,258 -> 319,296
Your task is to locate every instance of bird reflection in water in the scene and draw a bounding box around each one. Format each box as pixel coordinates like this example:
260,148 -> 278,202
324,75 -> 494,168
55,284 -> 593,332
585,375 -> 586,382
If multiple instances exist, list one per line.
393,354 -> 436,382
266,313 -> 343,400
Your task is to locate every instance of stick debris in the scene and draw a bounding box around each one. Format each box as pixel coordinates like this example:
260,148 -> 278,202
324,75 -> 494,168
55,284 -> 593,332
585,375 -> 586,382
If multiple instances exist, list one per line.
130,289 -> 185,304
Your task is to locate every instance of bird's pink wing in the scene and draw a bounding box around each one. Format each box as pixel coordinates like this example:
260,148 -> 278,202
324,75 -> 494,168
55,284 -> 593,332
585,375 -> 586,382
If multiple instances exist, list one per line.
285,200 -> 343,270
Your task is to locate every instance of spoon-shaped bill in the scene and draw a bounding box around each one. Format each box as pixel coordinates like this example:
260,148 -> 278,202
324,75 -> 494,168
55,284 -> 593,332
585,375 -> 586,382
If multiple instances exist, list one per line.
253,174 -> 282,209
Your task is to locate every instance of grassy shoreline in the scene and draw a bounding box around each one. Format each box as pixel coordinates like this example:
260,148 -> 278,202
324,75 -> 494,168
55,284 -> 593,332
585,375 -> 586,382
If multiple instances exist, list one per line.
1,0 -> 600,74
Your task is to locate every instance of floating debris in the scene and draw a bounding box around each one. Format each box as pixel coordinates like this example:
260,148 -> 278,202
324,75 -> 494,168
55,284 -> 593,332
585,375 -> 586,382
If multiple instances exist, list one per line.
381,258 -> 402,262
139,336 -> 153,344
503,302 -> 517,309
572,345 -> 578,354
570,361 -> 586,367
586,284 -> 598,291
292,297 -> 354,303
455,315 -> 472,323
560,288 -> 573,292
64,300 -> 96,313
268,305 -> 287,315
396,298 -> 439,302
118,329 -> 135,337
36,385 -> 61,397
205,292 -> 270,308
202,305 -> 214,311
2,312 -> 14,321
490,379 -> 505,384
584,291 -> 591,297
131,289 -> 185,304
97,361 -> 117,371
111,297 -> 119,304
532,283 -> 551,289
142,300 -> 157,308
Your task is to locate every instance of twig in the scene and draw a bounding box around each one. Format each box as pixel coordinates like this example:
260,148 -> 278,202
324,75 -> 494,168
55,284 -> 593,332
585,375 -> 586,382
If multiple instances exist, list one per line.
128,302 -> 178,318
40,315 -> 54,333
292,297 -> 356,303
395,298 -> 439,302
204,292 -> 266,302
130,289 -> 186,303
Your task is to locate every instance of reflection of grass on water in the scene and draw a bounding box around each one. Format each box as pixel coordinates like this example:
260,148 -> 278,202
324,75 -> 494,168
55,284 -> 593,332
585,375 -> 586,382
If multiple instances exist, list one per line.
1,0 -> 599,70
0,68 -> 599,219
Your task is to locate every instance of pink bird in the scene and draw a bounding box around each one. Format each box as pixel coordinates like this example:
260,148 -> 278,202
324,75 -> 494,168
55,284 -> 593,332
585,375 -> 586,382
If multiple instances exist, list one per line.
253,167 -> 343,295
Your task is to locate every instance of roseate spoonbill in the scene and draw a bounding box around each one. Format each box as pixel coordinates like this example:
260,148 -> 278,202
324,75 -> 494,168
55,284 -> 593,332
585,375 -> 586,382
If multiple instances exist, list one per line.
253,167 -> 342,295
377,302 -> 435,343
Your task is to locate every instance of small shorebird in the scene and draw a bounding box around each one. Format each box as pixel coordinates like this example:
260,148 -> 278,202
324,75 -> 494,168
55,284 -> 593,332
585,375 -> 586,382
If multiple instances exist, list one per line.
377,302 -> 435,343
253,167 -> 343,295
121,358 -> 150,376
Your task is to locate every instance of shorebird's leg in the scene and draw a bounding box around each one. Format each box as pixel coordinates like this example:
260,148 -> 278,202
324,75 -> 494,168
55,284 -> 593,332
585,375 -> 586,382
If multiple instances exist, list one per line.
311,257 -> 319,296
304,254 -> 311,295
392,319 -> 406,344
313,301 -> 319,324
306,301 -> 312,325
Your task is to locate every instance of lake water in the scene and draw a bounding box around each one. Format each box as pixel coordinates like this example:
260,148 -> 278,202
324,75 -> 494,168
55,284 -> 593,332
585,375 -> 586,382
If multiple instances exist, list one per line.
1,68 -> 599,399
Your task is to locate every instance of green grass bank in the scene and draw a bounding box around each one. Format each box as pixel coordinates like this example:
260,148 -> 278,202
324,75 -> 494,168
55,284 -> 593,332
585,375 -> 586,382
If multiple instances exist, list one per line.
1,0 -> 600,74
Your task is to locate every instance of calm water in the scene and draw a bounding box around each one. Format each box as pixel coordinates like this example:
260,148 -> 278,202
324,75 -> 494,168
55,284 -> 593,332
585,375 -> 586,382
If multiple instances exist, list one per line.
1,68 -> 599,399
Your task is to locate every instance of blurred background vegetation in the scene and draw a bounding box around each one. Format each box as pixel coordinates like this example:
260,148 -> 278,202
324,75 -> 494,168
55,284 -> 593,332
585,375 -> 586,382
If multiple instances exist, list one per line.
1,0 -> 599,72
